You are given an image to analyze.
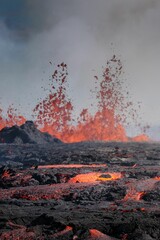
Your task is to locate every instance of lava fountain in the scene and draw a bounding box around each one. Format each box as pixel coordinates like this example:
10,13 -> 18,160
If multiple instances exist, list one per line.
0,105 -> 26,131
33,56 -> 149,142
0,56 -> 149,143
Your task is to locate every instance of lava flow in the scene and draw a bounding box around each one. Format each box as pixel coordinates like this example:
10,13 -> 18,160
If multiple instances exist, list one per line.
69,172 -> 122,183
0,142 -> 160,240
32,164 -> 107,169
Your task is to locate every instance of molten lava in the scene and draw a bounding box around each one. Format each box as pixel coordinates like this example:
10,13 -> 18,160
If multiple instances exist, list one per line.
131,134 -> 149,142
69,172 -> 122,183
32,164 -> 107,169
33,56 -> 149,143
33,62 -> 74,141
0,105 -> 26,131
154,176 -> 160,180
0,56 -> 149,143
89,229 -> 111,239
124,191 -> 145,201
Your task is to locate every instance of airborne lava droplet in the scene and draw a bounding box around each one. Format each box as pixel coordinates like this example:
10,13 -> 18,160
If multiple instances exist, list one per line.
33,62 -> 74,141
33,56 -> 148,142
0,56 -> 149,143
0,105 -> 26,130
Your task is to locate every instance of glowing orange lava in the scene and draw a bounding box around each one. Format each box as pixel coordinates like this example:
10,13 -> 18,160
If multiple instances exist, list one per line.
131,134 -> 149,142
69,172 -> 122,183
0,105 -> 26,131
33,57 -> 149,143
0,56 -> 149,143
124,191 -> 145,201
154,176 -> 160,180
33,62 -> 74,141
89,229 -> 110,239
31,164 -> 107,169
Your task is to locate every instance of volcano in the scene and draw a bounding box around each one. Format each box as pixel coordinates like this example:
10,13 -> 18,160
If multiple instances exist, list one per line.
0,57 -> 150,143
0,121 -> 61,144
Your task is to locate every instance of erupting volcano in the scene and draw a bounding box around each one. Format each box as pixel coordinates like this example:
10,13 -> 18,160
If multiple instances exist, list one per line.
0,56 -> 149,143
1,1 -> 160,238
33,56 -> 149,143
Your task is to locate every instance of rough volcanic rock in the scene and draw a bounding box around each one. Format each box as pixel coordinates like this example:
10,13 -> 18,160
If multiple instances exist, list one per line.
0,142 -> 160,239
0,121 -> 61,144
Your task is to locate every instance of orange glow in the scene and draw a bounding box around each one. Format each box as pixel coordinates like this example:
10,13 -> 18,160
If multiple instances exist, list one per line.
89,229 -> 114,239
0,105 -> 26,131
124,191 -> 145,201
131,134 -> 149,142
0,57 -> 149,143
33,57 -> 148,143
140,208 -> 145,211
31,164 -> 107,169
154,176 -> 160,180
51,226 -> 73,238
1,170 -> 10,179
69,172 -> 122,183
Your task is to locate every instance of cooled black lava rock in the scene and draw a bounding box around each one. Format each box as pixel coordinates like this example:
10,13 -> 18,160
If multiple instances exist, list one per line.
142,191 -> 160,201
0,121 -> 61,144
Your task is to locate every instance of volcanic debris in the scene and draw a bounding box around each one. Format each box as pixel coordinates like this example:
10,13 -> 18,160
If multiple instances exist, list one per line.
0,121 -> 61,144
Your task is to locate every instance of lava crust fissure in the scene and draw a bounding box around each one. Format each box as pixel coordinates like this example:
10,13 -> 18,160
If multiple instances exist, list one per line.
0,142 -> 160,239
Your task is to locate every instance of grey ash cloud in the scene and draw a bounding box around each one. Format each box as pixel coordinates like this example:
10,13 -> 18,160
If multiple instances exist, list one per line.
0,0 -> 76,41
0,0 -> 159,41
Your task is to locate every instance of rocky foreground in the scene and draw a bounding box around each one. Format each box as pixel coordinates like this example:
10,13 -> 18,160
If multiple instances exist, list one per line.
0,141 -> 160,240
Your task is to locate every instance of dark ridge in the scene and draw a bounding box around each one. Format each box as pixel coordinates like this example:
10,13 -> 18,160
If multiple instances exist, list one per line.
0,121 -> 62,144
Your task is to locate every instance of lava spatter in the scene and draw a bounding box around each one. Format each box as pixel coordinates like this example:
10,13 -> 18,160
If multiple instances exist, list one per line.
0,105 -> 26,130
0,56 -> 149,142
33,62 -> 74,140
33,56 -> 148,142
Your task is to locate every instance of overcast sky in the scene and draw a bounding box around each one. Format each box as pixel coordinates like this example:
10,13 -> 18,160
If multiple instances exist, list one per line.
0,0 -> 160,137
